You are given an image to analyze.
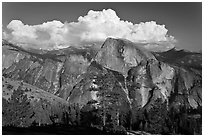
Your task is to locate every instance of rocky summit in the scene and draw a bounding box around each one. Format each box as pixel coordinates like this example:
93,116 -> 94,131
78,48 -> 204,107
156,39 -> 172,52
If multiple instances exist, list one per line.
2,38 -> 202,134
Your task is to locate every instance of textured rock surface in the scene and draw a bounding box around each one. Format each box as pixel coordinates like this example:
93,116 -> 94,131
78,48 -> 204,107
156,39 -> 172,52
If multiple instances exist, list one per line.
67,38 -> 201,134
2,41 -> 95,99
68,61 -> 130,107
94,38 -> 201,110
57,54 -> 90,99
2,38 -> 202,134
95,38 -> 155,76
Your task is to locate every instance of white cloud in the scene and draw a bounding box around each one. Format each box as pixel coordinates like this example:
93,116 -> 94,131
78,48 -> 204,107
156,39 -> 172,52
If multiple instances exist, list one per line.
4,9 -> 176,50
6,20 -> 68,49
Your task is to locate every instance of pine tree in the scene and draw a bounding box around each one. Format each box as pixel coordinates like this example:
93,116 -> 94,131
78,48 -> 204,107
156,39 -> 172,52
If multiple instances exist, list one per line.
96,72 -> 123,129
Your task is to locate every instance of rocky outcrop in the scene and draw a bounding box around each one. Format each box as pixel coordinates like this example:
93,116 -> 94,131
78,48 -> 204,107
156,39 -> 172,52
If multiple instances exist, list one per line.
67,61 -> 130,107
2,38 -> 202,134
2,41 -> 95,99
94,38 -> 201,110
56,54 -> 90,100
65,38 -> 201,134
3,52 -> 64,95
95,38 -> 155,76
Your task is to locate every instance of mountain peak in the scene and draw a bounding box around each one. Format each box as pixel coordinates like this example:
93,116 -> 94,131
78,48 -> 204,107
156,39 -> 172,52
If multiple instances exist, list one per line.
95,38 -> 156,76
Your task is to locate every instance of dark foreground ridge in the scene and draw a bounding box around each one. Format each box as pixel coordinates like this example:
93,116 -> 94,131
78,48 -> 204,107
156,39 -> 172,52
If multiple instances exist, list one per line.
2,125 -> 119,135
2,38 -> 202,135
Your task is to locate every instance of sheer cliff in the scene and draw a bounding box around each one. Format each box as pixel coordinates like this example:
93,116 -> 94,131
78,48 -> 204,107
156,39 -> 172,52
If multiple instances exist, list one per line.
2,38 -> 202,134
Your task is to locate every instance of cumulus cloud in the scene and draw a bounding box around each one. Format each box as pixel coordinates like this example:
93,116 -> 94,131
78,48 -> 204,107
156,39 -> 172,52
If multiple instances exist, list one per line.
6,20 -> 68,49
4,9 -> 176,50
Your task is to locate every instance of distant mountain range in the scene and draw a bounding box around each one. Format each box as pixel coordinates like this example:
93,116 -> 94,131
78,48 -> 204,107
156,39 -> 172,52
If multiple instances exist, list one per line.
153,47 -> 201,70
2,38 -> 202,135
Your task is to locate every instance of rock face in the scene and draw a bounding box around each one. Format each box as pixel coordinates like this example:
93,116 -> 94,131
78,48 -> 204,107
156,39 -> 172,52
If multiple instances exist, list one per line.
93,38 -> 201,110
68,61 -> 130,107
95,38 -> 155,76
67,38 -> 202,134
2,41 -> 95,100
2,38 -> 202,134
57,54 -> 90,100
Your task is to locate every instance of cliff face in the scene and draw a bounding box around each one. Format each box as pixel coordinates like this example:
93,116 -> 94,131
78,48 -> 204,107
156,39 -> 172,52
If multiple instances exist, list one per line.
2,38 -> 202,134
2,41 -> 95,100
92,38 -> 201,110
67,38 -> 202,134
95,38 -> 155,76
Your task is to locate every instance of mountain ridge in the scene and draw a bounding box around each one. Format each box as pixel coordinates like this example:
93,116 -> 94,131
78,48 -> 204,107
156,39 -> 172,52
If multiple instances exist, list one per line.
2,38 -> 202,134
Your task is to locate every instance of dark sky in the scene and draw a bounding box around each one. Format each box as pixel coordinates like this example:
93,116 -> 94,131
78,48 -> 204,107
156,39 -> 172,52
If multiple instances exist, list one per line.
2,2 -> 202,51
